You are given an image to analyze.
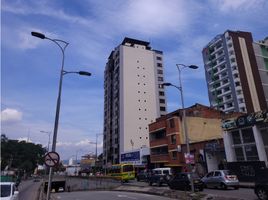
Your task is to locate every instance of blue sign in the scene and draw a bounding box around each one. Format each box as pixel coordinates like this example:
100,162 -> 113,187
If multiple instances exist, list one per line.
121,151 -> 140,162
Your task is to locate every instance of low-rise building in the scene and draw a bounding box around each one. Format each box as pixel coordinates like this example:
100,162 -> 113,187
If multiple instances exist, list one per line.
149,104 -> 229,174
222,110 -> 268,181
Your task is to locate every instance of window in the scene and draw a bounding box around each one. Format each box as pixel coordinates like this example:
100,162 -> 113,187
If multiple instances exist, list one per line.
235,82 -> 240,86
159,84 -> 164,89
159,99 -> 165,104
242,128 -> 255,143
157,69 -> 163,74
172,151 -> 177,160
157,63 -> 162,67
156,56 -> 162,61
171,135 -> 176,144
159,91 -> 165,96
160,106 -> 166,111
158,77 -> 163,81
214,171 -> 221,176
169,118 -> 175,128
232,131 -> 241,144
232,128 -> 258,161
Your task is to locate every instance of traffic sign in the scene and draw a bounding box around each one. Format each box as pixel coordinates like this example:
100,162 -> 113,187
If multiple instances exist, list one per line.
184,153 -> 194,164
44,151 -> 60,167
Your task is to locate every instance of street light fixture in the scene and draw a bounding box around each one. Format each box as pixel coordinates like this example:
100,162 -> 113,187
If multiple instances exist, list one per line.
40,130 -> 51,152
31,31 -> 91,200
162,64 -> 198,193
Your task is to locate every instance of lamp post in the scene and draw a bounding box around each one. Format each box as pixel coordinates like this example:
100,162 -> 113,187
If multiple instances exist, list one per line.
31,31 -> 91,200
162,64 -> 198,192
89,133 -> 103,161
40,131 -> 51,152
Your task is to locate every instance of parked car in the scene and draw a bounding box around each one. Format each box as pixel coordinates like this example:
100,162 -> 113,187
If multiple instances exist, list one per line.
168,172 -> 204,191
254,168 -> 268,200
147,168 -> 172,186
0,182 -> 19,200
201,170 -> 239,190
136,170 -> 149,182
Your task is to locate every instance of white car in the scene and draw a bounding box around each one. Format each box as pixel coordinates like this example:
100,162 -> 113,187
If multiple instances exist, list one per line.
0,182 -> 19,200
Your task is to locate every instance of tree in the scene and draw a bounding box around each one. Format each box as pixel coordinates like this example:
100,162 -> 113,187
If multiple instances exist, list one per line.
1,134 -> 46,174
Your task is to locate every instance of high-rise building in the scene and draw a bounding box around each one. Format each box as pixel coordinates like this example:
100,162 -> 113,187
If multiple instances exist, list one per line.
103,37 -> 167,165
253,37 -> 268,107
202,30 -> 267,113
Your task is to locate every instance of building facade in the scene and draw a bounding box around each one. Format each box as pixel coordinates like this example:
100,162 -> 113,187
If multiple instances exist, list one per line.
222,110 -> 268,181
149,104 -> 226,174
202,30 -> 267,113
253,36 -> 268,107
103,37 -> 167,165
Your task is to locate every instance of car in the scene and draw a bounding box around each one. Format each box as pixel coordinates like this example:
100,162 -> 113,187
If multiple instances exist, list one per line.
168,172 -> 204,191
254,168 -> 268,200
0,182 -> 19,200
136,170 -> 149,182
147,168 -> 172,186
201,170 -> 239,190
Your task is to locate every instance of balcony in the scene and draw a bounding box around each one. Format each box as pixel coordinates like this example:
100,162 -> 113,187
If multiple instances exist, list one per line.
150,154 -> 169,163
150,138 -> 168,147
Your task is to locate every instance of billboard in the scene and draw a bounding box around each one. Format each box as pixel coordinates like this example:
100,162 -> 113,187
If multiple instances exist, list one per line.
121,151 -> 140,164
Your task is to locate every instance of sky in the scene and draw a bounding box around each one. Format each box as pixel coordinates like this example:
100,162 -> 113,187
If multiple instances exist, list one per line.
1,0 -> 268,160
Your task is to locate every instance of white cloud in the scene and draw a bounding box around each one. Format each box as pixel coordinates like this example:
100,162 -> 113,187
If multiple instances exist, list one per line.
18,137 -> 32,143
1,108 -> 23,122
118,0 -> 190,36
212,0 -> 266,12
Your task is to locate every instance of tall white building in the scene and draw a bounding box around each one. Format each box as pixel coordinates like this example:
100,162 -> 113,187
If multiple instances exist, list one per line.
103,38 -> 167,165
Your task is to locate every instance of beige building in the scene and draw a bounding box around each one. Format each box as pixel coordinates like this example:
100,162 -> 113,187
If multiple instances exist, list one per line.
103,38 -> 167,165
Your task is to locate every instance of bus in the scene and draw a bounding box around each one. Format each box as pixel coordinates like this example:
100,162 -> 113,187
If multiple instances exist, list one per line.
107,163 -> 135,182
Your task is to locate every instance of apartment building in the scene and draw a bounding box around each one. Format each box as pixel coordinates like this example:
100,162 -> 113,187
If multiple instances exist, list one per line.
149,104 -> 226,174
202,30 -> 267,113
103,37 -> 167,165
253,36 -> 268,107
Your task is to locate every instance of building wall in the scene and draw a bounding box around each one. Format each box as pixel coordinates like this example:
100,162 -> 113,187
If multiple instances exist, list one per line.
104,38 -> 166,165
253,37 -> 268,107
203,30 -> 267,113
149,104 -> 226,172
120,44 -> 159,153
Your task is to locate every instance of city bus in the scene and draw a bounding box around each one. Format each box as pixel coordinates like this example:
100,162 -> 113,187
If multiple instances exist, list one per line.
107,163 -> 135,182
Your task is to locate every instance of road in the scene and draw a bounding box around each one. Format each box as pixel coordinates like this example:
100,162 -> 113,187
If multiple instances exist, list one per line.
18,179 -> 42,200
52,191 -> 173,200
124,180 -> 258,200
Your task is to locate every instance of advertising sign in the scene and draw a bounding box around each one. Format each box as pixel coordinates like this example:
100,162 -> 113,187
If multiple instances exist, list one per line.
121,151 -> 140,164
184,153 -> 194,164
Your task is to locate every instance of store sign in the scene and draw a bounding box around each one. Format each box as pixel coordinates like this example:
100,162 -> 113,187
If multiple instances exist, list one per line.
121,151 -> 140,164
222,110 -> 268,131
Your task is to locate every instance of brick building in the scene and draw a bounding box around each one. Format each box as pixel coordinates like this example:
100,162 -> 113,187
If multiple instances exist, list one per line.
149,104 -> 234,174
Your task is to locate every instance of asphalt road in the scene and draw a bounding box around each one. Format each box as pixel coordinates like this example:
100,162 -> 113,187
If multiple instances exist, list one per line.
52,191 -> 173,200
18,179 -> 42,200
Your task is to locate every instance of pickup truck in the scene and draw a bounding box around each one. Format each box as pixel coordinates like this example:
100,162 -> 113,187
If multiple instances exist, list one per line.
147,168 -> 172,187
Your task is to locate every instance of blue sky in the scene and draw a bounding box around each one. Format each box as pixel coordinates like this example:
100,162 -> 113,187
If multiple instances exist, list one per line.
1,0 -> 268,160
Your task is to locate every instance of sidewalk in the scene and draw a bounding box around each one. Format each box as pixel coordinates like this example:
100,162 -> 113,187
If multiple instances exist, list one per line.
112,185 -> 244,200
239,182 -> 254,189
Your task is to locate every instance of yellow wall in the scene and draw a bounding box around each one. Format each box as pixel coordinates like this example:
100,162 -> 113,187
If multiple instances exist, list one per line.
179,117 -> 222,144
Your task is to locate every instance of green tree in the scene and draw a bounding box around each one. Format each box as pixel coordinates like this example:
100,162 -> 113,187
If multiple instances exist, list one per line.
1,134 -> 46,174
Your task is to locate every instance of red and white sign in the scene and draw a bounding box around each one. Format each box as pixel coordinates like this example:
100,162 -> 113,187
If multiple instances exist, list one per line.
184,153 -> 194,164
44,151 -> 60,167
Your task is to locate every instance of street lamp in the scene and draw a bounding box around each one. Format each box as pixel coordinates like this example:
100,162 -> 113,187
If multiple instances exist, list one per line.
31,31 -> 91,200
162,64 -> 198,192
40,130 -> 51,152
89,133 -> 103,161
